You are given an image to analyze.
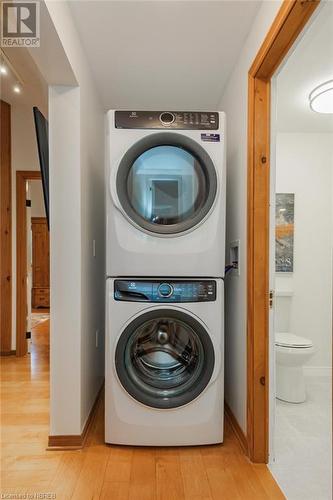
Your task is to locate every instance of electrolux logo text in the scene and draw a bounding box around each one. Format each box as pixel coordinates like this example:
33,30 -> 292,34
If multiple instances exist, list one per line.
1,1 -> 40,47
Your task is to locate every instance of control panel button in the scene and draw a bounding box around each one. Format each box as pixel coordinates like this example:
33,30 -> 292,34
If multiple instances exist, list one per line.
159,112 -> 175,125
158,283 -> 174,298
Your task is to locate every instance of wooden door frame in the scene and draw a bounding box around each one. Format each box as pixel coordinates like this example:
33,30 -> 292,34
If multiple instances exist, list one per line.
16,170 -> 42,356
0,100 -> 12,355
247,0 -> 320,463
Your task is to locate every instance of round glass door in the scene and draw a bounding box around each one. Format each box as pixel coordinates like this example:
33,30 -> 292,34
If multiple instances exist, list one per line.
116,133 -> 217,234
115,309 -> 215,409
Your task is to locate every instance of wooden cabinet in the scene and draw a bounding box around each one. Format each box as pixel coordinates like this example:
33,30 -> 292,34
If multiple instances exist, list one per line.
31,217 -> 49,308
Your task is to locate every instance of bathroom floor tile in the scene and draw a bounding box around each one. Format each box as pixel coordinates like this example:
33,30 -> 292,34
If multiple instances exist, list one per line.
269,375 -> 332,500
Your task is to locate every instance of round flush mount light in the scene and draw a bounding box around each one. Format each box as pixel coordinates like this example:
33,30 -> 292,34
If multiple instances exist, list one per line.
309,79 -> 333,114
0,64 -> 7,75
13,83 -> 21,93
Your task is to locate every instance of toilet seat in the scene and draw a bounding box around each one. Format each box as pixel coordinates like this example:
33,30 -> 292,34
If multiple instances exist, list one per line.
275,332 -> 313,349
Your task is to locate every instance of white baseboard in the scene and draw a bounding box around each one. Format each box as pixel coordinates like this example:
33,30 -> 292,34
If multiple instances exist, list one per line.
304,366 -> 332,377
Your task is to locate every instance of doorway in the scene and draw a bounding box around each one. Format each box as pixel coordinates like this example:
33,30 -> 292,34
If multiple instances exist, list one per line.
29,182 -> 50,359
151,179 -> 180,222
247,1 -> 332,498
246,0 -> 321,464
16,171 -> 50,356
268,2 -> 333,497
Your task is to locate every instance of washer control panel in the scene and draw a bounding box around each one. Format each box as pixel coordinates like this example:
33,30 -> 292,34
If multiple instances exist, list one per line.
115,110 -> 219,130
114,280 -> 216,302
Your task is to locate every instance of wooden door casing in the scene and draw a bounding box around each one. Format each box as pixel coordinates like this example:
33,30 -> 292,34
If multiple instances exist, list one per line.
0,100 -> 12,354
247,0 -> 320,462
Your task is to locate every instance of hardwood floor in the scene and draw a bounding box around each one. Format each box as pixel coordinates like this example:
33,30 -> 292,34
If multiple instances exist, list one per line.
0,320 -> 285,499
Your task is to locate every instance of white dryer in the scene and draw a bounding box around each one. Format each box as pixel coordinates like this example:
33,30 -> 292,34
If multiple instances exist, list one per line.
105,277 -> 224,446
106,110 -> 226,277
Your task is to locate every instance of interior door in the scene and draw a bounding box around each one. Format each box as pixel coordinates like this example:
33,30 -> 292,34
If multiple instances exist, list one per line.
151,179 -> 180,224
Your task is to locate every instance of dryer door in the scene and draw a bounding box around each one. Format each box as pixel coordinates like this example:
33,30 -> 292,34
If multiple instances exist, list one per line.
116,133 -> 217,234
115,309 -> 215,409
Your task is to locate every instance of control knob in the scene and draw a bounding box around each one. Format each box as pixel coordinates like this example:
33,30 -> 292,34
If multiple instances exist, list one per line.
159,112 -> 175,126
158,283 -> 174,298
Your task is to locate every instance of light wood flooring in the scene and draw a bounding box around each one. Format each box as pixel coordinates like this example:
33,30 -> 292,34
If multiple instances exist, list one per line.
0,319 -> 284,499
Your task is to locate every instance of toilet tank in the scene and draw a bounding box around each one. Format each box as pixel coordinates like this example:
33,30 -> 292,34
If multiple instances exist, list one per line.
275,292 -> 293,332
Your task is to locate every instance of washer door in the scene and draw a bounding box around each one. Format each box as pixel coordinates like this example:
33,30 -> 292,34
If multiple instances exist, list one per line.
115,309 -> 215,409
116,133 -> 217,234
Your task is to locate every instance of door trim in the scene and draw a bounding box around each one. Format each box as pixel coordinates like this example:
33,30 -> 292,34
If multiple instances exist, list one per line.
0,100 -> 12,355
16,170 -> 42,356
247,0 -> 320,462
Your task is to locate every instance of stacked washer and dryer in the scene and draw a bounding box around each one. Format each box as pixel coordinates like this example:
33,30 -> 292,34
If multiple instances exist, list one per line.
105,110 -> 226,446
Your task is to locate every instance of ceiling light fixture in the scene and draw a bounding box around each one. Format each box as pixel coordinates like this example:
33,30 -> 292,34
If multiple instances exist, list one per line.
13,83 -> 21,93
309,79 -> 333,114
0,48 -> 24,90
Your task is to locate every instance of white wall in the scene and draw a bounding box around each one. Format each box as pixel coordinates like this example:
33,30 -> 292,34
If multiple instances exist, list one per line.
275,133 -> 333,369
49,85 -> 82,434
43,1 -> 105,435
29,180 -> 46,218
218,0 -> 282,432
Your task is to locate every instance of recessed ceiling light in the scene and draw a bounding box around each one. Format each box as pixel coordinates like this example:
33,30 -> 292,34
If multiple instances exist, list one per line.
13,83 -> 21,93
0,64 -> 7,75
309,79 -> 333,114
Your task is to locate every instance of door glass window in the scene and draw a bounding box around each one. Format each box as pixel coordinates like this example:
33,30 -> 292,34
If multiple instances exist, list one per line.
116,133 -> 218,234
115,311 -> 215,409
127,146 -> 206,226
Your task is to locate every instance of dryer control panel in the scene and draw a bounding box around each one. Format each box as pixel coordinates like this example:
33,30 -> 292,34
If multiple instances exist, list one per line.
115,111 -> 219,130
114,280 -> 216,303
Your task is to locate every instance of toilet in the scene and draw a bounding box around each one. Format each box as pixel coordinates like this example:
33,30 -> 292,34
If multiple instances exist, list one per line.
274,292 -> 316,403
275,332 -> 316,403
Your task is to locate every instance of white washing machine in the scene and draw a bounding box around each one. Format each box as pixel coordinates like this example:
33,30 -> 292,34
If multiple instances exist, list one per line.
105,277 -> 224,446
106,110 -> 226,277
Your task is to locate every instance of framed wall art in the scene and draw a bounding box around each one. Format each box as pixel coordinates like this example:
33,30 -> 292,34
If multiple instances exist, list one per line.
275,193 -> 294,273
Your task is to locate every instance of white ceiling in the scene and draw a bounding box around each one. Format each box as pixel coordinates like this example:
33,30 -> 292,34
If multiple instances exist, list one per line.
69,0 -> 261,111
0,48 -> 48,116
276,1 -> 333,133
